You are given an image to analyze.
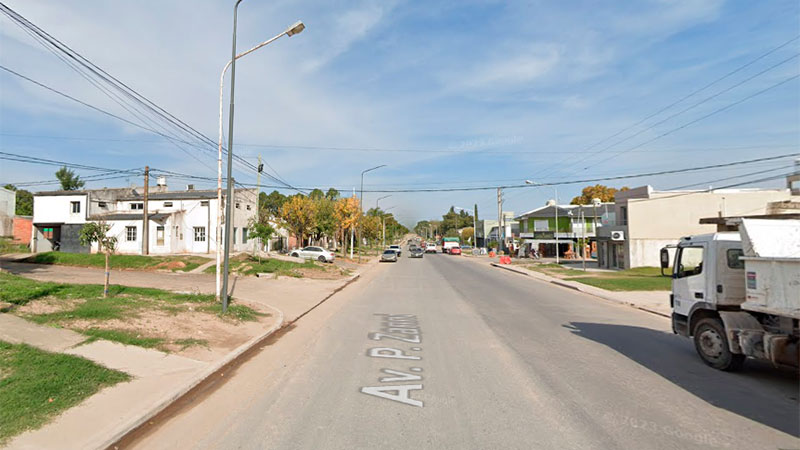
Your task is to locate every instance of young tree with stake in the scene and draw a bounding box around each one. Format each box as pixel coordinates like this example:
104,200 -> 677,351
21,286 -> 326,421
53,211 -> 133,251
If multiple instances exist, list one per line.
79,222 -> 117,298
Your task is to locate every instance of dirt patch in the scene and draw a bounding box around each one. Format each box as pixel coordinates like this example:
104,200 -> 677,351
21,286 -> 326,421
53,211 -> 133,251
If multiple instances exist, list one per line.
153,260 -> 186,270
294,267 -> 349,280
14,297 -> 82,315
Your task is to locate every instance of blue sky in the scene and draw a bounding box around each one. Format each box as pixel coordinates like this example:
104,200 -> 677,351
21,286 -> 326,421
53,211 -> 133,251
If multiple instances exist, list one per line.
1,0 -> 798,226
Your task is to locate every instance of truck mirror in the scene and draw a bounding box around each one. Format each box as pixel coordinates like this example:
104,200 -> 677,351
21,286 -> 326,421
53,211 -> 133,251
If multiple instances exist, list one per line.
660,248 -> 670,276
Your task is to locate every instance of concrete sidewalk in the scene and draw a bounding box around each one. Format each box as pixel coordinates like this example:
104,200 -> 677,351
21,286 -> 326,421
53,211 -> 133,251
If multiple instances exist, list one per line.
478,259 -> 671,318
2,259 -> 373,450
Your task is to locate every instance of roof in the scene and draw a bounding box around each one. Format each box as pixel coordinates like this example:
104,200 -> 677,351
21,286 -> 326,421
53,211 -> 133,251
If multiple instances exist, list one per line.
119,188 -> 253,201
699,213 -> 800,225
515,203 -> 611,220
34,190 -> 90,197
88,212 -> 172,221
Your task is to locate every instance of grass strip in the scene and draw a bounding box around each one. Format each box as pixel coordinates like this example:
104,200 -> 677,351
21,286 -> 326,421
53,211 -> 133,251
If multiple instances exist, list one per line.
22,252 -> 209,272
0,340 -> 129,445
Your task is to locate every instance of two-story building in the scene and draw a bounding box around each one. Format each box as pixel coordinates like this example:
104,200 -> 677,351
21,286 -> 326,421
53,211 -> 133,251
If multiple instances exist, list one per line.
32,181 -> 257,255
515,201 -> 613,259
596,184 -> 796,269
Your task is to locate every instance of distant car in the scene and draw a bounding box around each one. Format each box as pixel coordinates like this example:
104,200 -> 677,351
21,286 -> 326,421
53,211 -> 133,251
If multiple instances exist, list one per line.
409,247 -> 424,258
290,246 -> 335,262
380,249 -> 399,262
388,245 -> 402,256
425,243 -> 437,253
450,246 -> 462,255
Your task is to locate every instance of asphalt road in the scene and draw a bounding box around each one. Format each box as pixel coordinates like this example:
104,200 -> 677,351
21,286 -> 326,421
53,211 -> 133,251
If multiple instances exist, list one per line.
129,253 -> 799,450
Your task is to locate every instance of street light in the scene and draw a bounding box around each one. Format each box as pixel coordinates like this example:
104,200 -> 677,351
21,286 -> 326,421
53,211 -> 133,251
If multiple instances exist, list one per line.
376,195 -> 391,247
526,180 -> 559,264
358,164 -> 386,261
219,3 -> 305,311
216,20 -> 305,303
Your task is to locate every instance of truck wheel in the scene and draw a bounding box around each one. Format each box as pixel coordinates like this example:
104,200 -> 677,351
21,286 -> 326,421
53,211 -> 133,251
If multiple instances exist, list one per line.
693,318 -> 745,371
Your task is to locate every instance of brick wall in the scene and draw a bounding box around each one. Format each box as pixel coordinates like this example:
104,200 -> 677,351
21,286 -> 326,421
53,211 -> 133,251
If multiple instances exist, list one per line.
12,216 -> 32,244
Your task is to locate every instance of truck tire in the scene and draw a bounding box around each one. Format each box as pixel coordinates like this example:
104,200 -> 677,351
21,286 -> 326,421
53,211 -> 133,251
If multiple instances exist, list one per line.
693,317 -> 745,371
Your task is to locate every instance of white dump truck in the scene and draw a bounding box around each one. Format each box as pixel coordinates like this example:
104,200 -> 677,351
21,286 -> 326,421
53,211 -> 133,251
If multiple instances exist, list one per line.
661,218 -> 800,371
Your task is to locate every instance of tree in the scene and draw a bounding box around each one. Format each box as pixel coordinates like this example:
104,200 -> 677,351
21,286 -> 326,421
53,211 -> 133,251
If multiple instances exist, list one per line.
461,227 -> 474,245
362,215 -> 382,245
312,197 -> 337,246
334,195 -> 360,257
3,184 -> 33,216
79,222 -> 116,298
248,220 -> 275,262
325,188 -> 340,201
280,195 -> 317,246
570,184 -> 629,205
308,188 -> 325,201
261,190 -> 287,219
55,166 -> 85,191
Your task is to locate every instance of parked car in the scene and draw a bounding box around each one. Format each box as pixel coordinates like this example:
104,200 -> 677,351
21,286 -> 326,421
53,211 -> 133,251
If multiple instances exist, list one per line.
425,243 -> 437,253
380,249 -> 398,262
389,245 -> 402,256
409,247 -> 424,258
450,246 -> 462,255
290,246 -> 335,262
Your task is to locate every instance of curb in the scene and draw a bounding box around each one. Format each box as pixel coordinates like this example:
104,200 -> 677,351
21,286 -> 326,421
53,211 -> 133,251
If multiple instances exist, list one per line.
489,262 -> 670,319
100,306 -> 285,450
105,273 -> 363,450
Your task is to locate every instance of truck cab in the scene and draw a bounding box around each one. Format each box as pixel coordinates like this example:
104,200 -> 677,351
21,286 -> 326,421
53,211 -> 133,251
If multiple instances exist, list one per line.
668,232 -> 745,337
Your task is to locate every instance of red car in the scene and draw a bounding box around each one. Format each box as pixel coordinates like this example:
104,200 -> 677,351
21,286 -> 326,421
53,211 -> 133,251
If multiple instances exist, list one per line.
449,247 -> 462,255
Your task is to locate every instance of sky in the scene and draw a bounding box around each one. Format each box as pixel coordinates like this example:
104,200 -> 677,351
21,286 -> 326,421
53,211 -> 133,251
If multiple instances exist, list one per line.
0,0 -> 798,226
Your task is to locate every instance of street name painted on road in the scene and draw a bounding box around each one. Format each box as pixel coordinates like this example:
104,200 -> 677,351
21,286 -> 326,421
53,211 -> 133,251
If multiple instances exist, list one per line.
360,314 -> 424,407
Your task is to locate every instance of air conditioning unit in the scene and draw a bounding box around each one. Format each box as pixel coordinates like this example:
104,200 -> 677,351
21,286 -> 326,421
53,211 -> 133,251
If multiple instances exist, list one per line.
611,231 -> 625,241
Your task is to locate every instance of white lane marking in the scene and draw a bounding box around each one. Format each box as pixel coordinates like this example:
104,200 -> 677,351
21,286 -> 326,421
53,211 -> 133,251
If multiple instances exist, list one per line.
367,347 -> 421,360
360,385 -> 424,407
379,368 -> 423,382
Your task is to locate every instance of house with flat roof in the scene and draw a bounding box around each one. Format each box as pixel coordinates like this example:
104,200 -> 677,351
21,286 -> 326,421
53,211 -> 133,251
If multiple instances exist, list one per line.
515,201 -> 613,259
32,181 -> 257,255
596,184 -> 796,269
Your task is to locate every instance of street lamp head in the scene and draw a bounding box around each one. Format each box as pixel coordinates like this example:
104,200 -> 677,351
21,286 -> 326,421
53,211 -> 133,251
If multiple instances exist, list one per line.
525,180 -> 536,185
286,21 -> 305,36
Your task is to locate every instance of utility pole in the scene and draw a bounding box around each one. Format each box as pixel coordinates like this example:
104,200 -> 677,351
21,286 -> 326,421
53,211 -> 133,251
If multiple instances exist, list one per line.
581,207 -> 586,271
473,204 -> 478,249
143,166 -> 149,255
350,188 -> 355,260
496,187 -> 503,252
255,154 -> 262,256
555,187 -> 559,264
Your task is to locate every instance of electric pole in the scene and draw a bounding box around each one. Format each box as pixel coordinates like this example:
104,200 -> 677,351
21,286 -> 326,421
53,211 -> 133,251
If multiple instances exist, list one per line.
497,187 -> 503,252
143,166 -> 149,255
256,154 -> 262,255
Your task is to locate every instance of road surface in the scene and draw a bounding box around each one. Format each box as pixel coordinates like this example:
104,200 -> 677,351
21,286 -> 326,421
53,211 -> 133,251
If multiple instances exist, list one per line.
128,253 -> 799,450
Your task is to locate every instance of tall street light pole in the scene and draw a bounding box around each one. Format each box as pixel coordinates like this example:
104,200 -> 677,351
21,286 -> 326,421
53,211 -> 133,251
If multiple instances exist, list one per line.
216,20 -> 305,302
220,2 -> 305,311
358,164 -> 386,262
376,195 -> 391,247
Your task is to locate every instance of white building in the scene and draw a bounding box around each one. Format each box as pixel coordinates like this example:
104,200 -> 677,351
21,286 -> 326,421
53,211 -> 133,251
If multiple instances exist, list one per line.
32,183 -> 257,255
596,184 -> 796,269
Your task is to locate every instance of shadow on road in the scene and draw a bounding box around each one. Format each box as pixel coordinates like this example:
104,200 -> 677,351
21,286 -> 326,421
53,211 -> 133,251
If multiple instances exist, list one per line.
564,321 -> 799,437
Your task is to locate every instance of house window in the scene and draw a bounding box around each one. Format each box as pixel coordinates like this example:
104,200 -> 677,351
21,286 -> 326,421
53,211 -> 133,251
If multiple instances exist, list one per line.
242,227 -> 248,243
534,220 -> 549,231
201,200 -> 209,206
70,201 -> 80,214
42,227 -> 54,239
620,206 -> 628,225
234,227 -> 237,242
194,226 -> 206,242
98,201 -> 107,208
163,201 -> 173,207
126,226 -> 137,242
130,203 -> 143,210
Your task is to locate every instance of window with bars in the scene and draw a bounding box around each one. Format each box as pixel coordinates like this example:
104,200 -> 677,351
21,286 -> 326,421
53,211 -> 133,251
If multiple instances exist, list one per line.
194,226 -> 206,242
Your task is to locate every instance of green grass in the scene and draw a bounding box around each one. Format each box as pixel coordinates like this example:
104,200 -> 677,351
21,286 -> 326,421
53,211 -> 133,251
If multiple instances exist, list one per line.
0,271 -> 214,307
0,237 -> 29,254
23,252 -> 210,272
82,328 -> 166,349
565,266 -> 672,291
1,272 -> 262,349
204,256 -> 318,277
0,340 -> 130,445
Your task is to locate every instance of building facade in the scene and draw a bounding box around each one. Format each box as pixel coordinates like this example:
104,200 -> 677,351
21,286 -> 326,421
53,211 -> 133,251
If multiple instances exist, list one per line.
32,184 -> 257,255
596,185 -> 796,269
515,202 -> 613,258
